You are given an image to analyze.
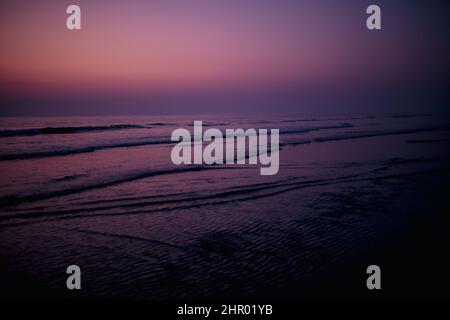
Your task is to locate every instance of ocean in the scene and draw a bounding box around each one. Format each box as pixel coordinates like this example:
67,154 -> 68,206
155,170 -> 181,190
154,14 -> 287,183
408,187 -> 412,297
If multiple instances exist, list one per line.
1,113 -> 450,299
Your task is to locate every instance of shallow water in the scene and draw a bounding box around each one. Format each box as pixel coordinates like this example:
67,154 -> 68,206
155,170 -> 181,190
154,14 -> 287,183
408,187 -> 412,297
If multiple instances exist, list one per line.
1,113 -> 450,299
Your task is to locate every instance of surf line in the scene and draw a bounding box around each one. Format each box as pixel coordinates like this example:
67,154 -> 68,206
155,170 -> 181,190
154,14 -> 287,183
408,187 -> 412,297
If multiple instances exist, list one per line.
170,121 -> 279,175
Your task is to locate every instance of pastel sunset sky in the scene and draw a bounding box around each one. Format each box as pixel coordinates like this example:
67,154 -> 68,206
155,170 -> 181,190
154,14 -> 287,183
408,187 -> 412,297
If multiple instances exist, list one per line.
0,0 -> 448,115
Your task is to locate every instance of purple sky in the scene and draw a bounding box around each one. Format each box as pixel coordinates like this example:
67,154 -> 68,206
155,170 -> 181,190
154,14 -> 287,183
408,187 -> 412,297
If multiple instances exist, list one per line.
0,0 -> 449,116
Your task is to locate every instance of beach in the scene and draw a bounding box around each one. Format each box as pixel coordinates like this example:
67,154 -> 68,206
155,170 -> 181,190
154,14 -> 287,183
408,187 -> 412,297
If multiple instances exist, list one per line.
1,113 -> 450,299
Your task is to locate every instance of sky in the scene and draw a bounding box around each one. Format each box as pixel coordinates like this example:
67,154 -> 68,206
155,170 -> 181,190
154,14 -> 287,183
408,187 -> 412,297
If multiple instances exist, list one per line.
0,0 -> 449,116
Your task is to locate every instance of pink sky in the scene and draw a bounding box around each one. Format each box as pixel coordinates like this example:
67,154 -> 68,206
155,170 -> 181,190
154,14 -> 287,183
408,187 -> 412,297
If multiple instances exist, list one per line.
0,0 -> 448,115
